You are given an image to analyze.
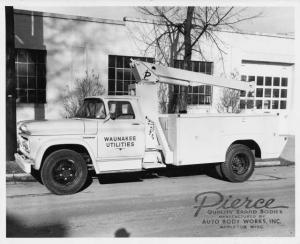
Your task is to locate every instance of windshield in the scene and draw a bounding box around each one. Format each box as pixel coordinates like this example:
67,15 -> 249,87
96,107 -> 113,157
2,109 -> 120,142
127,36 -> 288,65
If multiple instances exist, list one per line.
75,98 -> 106,119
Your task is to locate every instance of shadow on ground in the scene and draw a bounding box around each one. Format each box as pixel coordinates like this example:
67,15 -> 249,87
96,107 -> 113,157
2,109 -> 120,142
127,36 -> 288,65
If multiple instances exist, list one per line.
6,213 -> 68,237
93,164 -> 223,185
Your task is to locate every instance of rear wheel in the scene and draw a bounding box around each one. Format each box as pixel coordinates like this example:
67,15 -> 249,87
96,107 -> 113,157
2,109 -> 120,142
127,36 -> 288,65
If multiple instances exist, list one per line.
41,149 -> 88,195
221,144 -> 255,182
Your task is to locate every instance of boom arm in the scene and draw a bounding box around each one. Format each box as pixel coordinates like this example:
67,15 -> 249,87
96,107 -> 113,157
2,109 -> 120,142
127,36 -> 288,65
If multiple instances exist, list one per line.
131,59 -> 254,92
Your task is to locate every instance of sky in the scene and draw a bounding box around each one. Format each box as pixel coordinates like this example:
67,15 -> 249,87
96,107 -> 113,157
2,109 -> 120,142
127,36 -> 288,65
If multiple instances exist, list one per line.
14,6 -> 294,35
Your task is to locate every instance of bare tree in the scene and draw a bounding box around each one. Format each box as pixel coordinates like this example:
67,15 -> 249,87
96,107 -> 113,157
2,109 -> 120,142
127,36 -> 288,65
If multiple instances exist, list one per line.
62,70 -> 105,118
136,7 -> 262,112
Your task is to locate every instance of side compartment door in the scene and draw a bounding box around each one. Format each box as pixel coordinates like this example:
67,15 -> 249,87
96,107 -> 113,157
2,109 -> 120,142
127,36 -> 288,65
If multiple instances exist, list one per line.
98,100 -> 145,160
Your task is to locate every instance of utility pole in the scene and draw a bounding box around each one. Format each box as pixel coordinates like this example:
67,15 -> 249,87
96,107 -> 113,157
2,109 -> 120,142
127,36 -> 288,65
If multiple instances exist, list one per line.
6,6 -> 17,161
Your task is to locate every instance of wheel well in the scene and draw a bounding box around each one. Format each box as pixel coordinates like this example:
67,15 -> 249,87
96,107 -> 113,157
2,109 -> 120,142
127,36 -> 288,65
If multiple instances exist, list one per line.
231,140 -> 261,158
41,144 -> 92,168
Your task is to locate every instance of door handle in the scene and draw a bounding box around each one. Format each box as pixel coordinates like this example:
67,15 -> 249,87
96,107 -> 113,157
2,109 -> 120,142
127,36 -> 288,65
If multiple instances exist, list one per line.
132,123 -> 140,125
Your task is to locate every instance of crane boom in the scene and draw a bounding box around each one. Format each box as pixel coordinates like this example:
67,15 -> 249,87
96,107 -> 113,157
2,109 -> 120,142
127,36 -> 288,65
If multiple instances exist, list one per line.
131,59 -> 254,92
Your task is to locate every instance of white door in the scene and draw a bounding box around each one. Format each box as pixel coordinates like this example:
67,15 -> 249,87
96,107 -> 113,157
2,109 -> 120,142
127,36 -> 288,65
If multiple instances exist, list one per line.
97,100 -> 145,160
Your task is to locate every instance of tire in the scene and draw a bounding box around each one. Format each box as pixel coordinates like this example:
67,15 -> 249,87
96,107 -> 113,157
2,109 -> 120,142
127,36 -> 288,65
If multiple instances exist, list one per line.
221,144 -> 255,182
41,149 -> 88,195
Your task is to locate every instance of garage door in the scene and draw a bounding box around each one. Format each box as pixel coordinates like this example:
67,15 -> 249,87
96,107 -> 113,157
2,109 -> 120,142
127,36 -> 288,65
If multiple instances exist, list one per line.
239,61 -> 294,112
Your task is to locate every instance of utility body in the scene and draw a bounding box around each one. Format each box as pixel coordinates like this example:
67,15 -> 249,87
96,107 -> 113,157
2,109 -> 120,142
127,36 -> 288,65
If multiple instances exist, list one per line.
15,60 -> 288,194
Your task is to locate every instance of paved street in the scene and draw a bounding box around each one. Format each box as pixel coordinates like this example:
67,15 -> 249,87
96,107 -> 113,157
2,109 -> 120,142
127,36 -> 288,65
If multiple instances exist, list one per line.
6,165 -> 294,237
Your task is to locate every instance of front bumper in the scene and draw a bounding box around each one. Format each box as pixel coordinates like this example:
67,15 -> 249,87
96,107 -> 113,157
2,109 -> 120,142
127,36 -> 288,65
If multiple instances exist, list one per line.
14,153 -> 34,174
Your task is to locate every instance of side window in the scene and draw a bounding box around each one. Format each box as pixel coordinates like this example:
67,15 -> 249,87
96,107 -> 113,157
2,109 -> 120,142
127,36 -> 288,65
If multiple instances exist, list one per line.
75,98 -> 106,119
108,101 -> 135,119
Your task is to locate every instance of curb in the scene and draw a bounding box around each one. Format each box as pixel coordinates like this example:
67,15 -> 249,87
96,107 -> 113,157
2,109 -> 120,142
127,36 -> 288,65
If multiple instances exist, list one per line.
6,173 -> 36,182
6,159 -> 294,183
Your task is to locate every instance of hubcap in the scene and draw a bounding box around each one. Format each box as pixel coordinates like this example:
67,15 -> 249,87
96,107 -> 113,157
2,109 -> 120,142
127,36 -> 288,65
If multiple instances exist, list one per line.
52,159 -> 77,185
231,153 -> 250,175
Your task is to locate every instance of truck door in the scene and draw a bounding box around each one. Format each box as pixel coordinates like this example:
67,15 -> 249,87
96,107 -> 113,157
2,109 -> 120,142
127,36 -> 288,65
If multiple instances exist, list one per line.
97,100 -> 145,160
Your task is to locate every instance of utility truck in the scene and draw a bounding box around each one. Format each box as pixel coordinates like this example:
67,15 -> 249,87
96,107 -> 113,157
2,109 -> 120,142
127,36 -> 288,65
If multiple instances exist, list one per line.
15,60 -> 288,195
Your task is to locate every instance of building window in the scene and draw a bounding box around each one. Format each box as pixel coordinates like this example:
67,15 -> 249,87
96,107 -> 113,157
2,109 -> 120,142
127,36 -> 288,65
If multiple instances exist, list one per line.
15,48 -> 46,103
108,55 -> 154,95
173,60 -> 213,105
240,75 -> 288,110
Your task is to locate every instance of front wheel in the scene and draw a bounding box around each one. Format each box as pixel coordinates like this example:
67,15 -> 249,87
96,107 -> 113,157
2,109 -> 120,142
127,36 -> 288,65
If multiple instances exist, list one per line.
41,149 -> 88,195
221,144 -> 255,182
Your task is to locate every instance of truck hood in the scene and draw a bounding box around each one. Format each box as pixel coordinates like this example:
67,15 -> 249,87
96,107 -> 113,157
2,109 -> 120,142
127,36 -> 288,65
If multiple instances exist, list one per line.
18,119 -> 85,136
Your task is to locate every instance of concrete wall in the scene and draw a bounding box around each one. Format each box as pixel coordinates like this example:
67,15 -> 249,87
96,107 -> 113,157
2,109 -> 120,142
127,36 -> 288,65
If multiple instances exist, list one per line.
14,10 -> 146,121
14,10 -> 295,129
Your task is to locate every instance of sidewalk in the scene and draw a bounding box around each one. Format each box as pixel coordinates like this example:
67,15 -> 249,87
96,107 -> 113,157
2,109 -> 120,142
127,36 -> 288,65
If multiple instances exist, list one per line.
6,136 -> 295,182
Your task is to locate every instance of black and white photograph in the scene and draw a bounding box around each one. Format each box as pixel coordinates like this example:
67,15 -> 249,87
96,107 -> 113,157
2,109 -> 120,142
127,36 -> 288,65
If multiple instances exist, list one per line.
2,0 -> 299,241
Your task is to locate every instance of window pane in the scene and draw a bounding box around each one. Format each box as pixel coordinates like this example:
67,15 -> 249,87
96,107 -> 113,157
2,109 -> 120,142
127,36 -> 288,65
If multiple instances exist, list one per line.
124,56 -> 131,68
18,77 -> 27,89
264,100 -> 270,109
205,63 -> 212,74
281,89 -> 287,98
241,75 -> 247,81
247,100 -> 254,109
199,95 -> 205,104
116,56 -> 124,68
273,89 -> 279,98
265,77 -> 272,86
28,77 -> 36,89
257,76 -> 263,86
124,81 -> 130,92
205,86 -> 211,95
116,69 -> 123,80
272,100 -> 279,109
192,94 -> 198,104
17,89 -> 27,103
37,76 -> 46,89
109,55 -> 115,67
124,69 -> 131,80
192,86 -> 198,93
28,90 -> 36,103
280,100 -> 286,109
248,76 -> 255,82
28,63 -> 36,76
256,100 -> 262,109
240,90 -> 246,97
205,96 -> 211,104
199,85 -> 204,93
108,68 -> 115,79
187,94 -> 192,104
193,62 -> 199,72
37,63 -> 45,76
116,80 -> 123,91
240,100 -> 245,109
281,78 -> 288,87
18,63 -> 27,76
108,79 -> 115,93
265,88 -> 271,98
256,88 -> 263,97
273,77 -> 280,86
200,62 -> 205,73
